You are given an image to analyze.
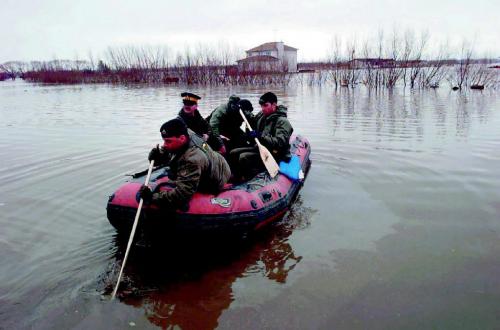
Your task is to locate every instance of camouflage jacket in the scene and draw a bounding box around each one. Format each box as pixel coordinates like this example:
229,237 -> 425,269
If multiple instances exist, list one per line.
207,103 -> 246,139
249,105 -> 293,161
153,132 -> 231,210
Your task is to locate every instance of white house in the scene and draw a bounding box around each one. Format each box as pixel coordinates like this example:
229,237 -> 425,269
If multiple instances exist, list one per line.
237,42 -> 298,73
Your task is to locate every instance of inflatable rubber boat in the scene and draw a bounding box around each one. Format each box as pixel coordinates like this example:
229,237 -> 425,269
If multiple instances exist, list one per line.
107,135 -> 311,234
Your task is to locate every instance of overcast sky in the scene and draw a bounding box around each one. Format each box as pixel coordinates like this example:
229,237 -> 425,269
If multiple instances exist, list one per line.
1,0 -> 499,63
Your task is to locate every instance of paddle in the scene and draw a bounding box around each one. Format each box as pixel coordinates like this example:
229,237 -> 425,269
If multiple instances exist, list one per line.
239,109 -> 279,178
111,159 -> 155,300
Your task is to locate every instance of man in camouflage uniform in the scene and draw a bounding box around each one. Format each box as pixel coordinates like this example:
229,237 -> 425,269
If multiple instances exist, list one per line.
229,92 -> 293,181
206,95 -> 254,153
177,92 -> 224,154
139,118 -> 231,210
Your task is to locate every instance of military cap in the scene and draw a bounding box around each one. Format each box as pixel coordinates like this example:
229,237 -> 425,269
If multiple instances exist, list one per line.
160,118 -> 188,138
181,92 -> 201,105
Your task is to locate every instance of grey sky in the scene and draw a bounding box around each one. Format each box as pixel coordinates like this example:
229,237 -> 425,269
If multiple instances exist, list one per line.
1,0 -> 498,63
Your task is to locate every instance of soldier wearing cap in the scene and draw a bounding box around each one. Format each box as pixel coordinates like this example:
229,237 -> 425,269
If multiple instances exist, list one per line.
140,118 -> 231,210
229,92 -> 293,181
177,92 -> 224,154
206,95 -> 254,155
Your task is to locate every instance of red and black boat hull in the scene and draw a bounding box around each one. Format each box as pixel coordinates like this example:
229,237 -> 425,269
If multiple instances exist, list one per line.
107,135 -> 311,234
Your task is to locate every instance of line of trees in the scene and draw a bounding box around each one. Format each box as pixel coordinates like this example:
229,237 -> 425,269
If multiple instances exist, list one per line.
1,32 -> 498,89
2,43 -> 292,85
316,30 -> 499,90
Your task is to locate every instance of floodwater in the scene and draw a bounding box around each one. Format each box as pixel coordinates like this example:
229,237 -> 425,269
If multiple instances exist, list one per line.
1,79 -> 499,329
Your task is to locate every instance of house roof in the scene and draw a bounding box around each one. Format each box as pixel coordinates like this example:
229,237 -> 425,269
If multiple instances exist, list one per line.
236,55 -> 280,63
246,42 -> 298,52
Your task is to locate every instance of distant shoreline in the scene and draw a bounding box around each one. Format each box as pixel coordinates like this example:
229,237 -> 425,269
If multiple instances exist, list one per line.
2,59 -> 499,90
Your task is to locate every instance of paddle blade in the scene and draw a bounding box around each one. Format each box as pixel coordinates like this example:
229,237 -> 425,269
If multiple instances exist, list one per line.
258,144 -> 280,178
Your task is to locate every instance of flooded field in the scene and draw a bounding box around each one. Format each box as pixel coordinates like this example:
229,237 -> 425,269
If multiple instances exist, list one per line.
1,80 -> 499,329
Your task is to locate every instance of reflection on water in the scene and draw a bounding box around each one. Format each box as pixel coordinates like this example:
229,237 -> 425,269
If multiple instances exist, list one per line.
1,80 -> 500,329
103,197 -> 309,330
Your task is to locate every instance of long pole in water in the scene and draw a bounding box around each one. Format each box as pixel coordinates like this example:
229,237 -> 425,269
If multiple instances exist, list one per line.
111,160 -> 155,300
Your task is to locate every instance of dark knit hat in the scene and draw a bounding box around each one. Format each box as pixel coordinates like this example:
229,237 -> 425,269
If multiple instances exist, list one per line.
259,92 -> 278,105
160,118 -> 188,138
238,99 -> 253,112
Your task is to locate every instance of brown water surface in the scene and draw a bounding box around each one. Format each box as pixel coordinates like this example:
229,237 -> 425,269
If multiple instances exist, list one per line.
1,80 -> 500,329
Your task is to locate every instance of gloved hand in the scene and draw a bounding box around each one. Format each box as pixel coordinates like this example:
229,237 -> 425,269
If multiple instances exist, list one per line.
148,144 -> 161,162
138,185 -> 153,204
247,130 -> 261,139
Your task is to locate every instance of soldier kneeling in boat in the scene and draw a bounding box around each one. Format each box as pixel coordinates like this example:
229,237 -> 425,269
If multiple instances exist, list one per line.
206,95 -> 254,155
139,118 -> 231,210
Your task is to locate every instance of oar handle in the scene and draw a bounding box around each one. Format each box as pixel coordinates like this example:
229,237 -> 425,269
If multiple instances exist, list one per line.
239,109 -> 263,148
239,109 -> 253,131
111,159 -> 155,300
239,109 -> 280,178
143,160 -> 155,186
